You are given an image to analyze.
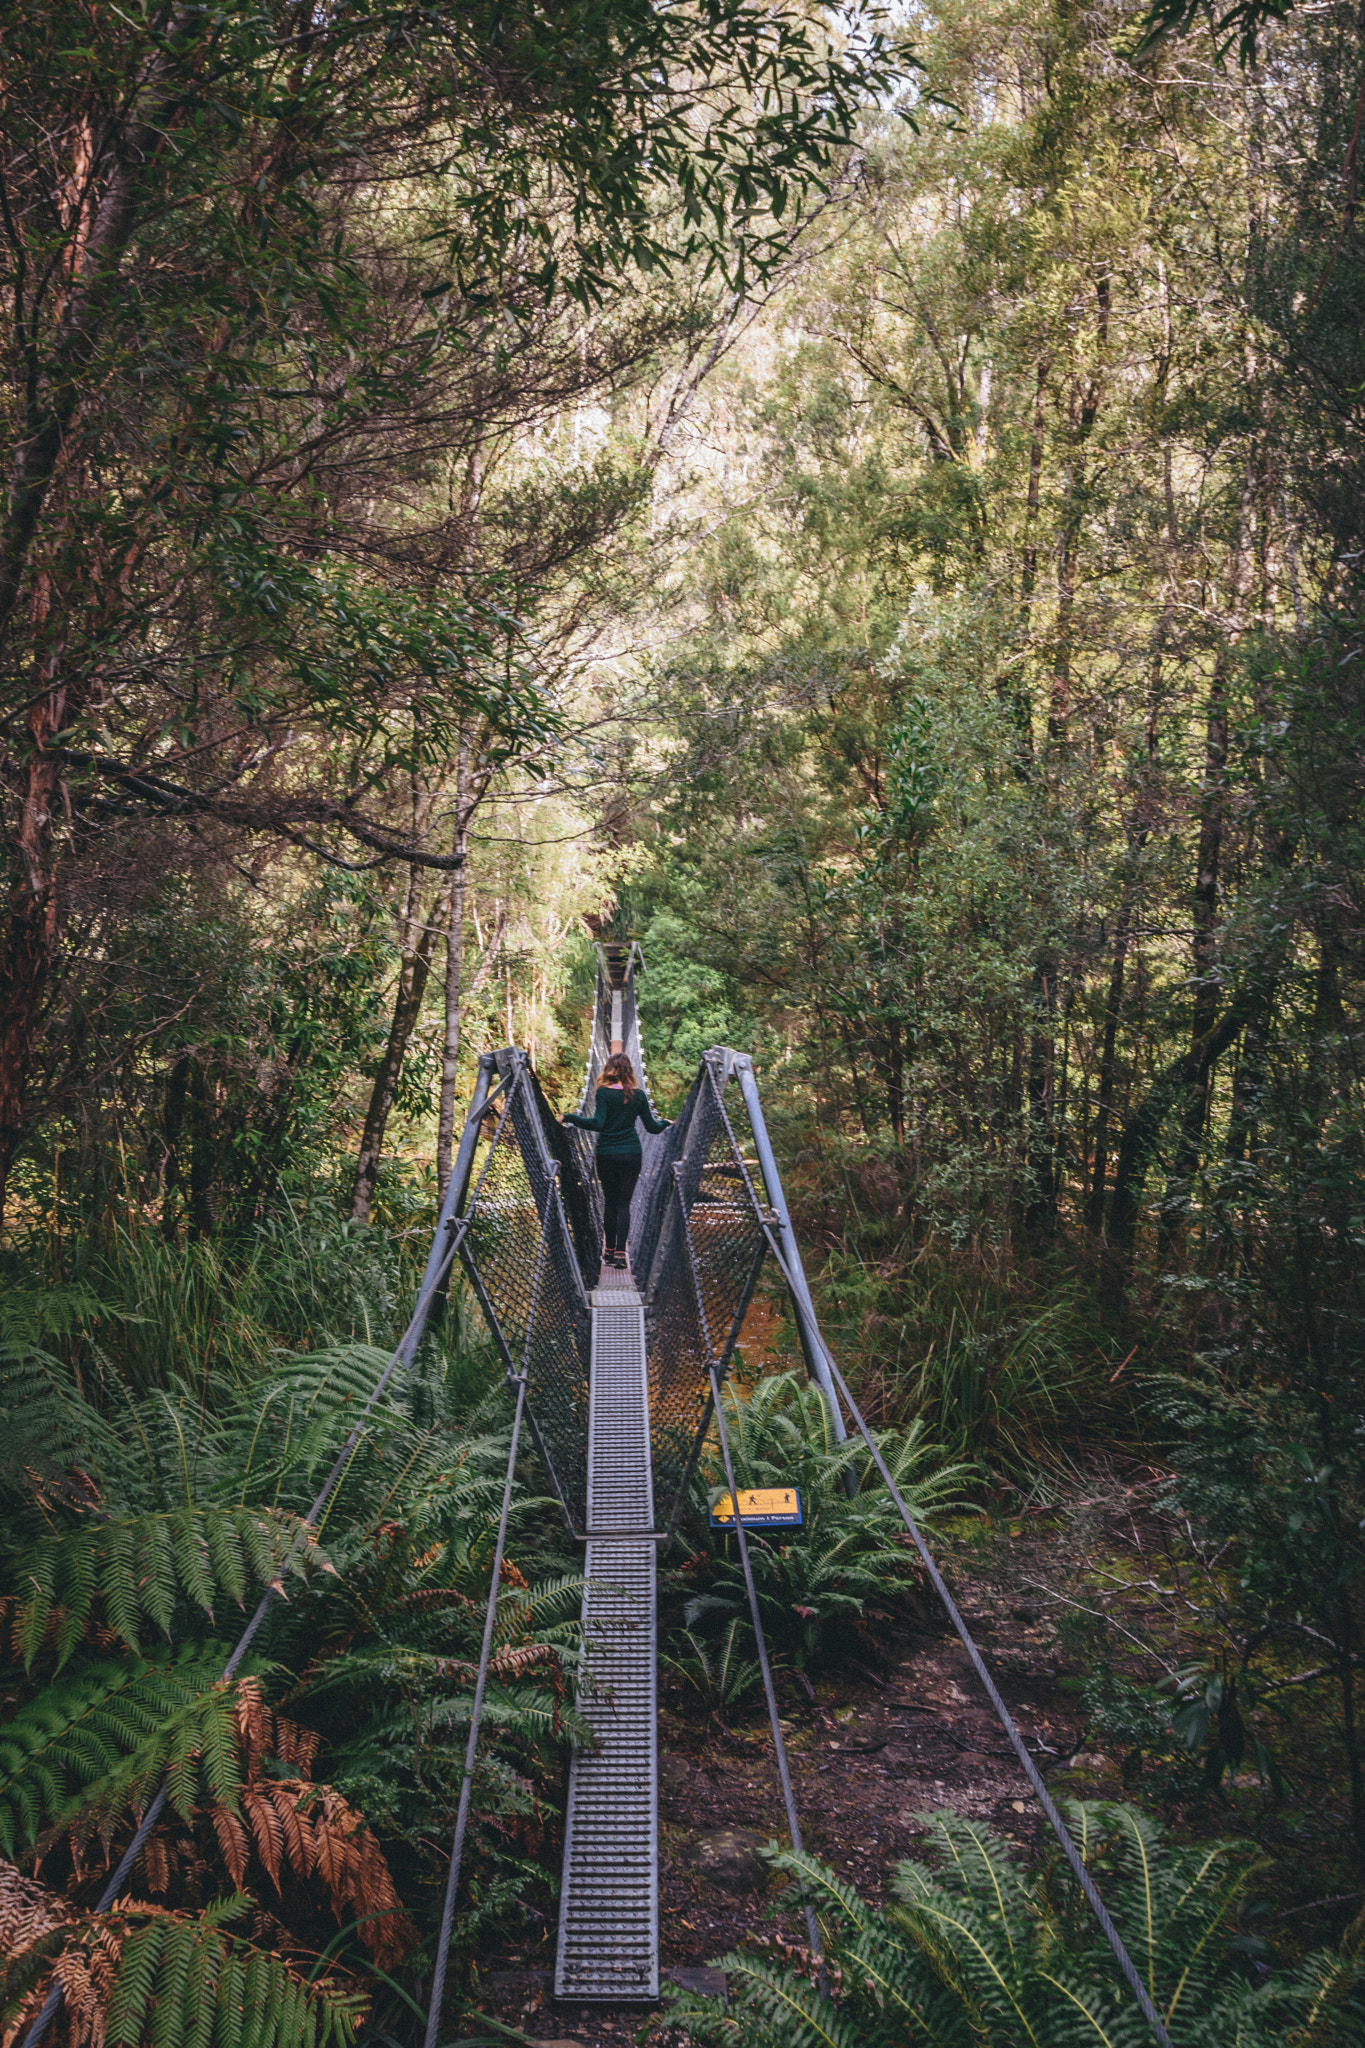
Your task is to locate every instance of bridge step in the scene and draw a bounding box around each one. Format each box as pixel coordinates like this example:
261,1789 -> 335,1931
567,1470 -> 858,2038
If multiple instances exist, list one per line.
554,1287 -> 658,2006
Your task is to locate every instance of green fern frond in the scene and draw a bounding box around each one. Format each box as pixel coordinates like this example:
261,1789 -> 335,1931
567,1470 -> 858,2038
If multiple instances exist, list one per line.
12,1505 -> 317,1666
96,1896 -> 365,2048
0,1653 -> 247,1854
671,1950 -> 859,2048
675,1803 -> 1364,2048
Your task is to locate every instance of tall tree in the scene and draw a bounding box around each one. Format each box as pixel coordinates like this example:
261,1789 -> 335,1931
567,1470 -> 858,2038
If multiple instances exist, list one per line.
0,0 -> 907,1219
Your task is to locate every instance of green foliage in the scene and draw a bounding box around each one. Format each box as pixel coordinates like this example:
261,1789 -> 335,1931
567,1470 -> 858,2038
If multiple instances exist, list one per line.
12,1510 -> 314,1669
0,1210 -> 581,2033
1069,1362 -> 1365,1819
99,1895 -> 366,2048
665,1803 -> 1365,2045
634,907 -> 753,1104
814,1254 -> 1121,1481
660,1620 -> 762,1717
0,1655 -> 244,1856
669,1371 -> 966,1671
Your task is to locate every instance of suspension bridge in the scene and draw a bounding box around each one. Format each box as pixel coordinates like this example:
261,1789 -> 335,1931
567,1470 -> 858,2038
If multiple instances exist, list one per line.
21,946 -> 1175,2048
419,945 -> 1176,2044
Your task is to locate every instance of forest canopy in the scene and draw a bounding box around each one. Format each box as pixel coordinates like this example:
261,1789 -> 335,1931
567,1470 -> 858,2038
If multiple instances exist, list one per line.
3,0 -> 1365,2042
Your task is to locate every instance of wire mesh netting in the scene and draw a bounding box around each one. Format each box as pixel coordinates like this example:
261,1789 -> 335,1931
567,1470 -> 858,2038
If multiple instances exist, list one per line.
642,1058 -> 770,1528
458,994 -> 770,1534
458,1056 -> 596,1526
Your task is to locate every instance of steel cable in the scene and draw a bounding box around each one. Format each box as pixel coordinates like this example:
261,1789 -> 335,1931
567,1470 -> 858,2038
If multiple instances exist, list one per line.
675,1170 -> 825,1981
421,1370 -> 531,2048
706,1362 -> 826,1987
19,1083 -> 500,2048
422,1170 -> 556,2048
759,1222 -> 1177,2048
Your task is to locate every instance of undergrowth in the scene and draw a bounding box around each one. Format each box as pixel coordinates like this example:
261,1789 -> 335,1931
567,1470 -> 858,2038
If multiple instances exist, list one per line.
664,1802 -> 1365,2046
0,1197 -> 577,2047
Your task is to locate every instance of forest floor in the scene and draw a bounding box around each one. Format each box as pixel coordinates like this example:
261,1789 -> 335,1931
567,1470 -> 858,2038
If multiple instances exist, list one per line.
467,1474 -> 1363,2048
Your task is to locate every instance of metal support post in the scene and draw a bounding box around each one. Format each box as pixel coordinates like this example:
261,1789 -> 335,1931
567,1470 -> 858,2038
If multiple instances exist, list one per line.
401,1051 -> 499,1365
734,1057 -> 846,1444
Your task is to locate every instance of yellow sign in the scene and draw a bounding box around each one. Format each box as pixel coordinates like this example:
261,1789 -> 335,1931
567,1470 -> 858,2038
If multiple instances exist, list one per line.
709,1487 -> 803,1529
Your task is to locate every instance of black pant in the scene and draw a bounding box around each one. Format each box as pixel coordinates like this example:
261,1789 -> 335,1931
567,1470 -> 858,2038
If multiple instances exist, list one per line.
598,1152 -> 642,1253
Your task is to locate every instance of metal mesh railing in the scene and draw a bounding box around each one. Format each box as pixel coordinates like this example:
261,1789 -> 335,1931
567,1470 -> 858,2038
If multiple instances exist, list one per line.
458,1056 -> 595,1526
450,992 -> 1178,2048
459,992 -> 770,1535
642,1056 -> 770,1528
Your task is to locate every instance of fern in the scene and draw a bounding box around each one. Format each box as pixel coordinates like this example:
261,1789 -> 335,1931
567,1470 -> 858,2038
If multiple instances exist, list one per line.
2,1882 -> 370,2048
660,1620 -> 761,1714
664,1802 -> 1365,2047
11,1505 -> 319,1666
676,1370 -> 970,1673
94,1896 -> 363,2048
0,1654 -> 246,1857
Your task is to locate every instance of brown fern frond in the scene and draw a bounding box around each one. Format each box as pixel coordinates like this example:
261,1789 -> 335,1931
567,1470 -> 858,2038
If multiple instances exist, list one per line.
54,1924 -> 120,2048
242,1786 -> 285,1890
210,1804 -> 250,1887
272,1716 -> 321,1776
303,1790 -> 413,1970
499,1558 -> 529,1590
232,1676 -> 272,1768
139,1831 -> 170,1899
487,1644 -> 562,1685
0,1857 -> 68,1956
392,1587 -> 478,1615
268,1782 -> 315,1883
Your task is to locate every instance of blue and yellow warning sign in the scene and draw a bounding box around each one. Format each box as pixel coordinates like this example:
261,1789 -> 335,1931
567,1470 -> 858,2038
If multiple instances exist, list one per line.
709,1487 -> 803,1529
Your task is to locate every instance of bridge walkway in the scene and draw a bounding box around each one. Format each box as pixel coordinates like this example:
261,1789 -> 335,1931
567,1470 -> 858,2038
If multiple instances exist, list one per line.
554,1257 -> 658,2004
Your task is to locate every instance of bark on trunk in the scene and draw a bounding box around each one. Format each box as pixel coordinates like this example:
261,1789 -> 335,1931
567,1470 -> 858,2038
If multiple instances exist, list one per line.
0,11 -> 195,649
1023,958 -> 1057,1242
1087,899 -> 1132,1232
1158,469 -> 1256,1257
436,736 -> 471,1197
0,671 -> 71,1224
1104,988 -> 1269,1302
352,866 -> 451,1223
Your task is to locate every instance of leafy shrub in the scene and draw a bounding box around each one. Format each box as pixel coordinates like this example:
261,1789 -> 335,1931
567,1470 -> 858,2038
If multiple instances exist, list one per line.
0,1260 -> 580,2043
660,1620 -> 762,1720
665,1802 -> 1365,2046
666,1370 -> 966,1676
813,1252 -> 1122,1482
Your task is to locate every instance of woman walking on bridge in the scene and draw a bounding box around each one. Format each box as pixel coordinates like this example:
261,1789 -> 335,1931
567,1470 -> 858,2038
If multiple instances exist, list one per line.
563,1053 -> 669,1269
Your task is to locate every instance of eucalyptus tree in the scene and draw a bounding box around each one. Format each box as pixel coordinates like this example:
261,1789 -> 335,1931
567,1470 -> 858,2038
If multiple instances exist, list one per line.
0,0 -> 908,1222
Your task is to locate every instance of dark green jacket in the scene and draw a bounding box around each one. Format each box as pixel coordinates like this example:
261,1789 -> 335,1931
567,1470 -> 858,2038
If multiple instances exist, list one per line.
564,1085 -> 668,1158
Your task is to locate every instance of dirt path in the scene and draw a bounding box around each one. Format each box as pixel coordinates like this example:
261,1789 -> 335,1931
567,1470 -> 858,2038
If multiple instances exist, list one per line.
469,1480 -> 1362,2044
470,1558 -> 1097,2045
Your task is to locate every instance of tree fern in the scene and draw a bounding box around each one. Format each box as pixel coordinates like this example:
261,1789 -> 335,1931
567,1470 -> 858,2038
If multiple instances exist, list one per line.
0,1654 -> 246,1857
32,1894 -> 370,2048
665,1803 -> 1365,2047
11,1505 -> 319,1666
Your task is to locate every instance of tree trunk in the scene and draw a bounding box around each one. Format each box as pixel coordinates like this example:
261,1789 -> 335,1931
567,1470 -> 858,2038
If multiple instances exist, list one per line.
0,659 -> 72,1225
1104,986 -> 1271,1302
352,865 -> 451,1223
1158,468 -> 1256,1257
1023,957 -> 1057,1243
187,1055 -> 216,1241
1088,886 -> 1135,1232
161,1052 -> 190,1239
436,736 -> 471,1198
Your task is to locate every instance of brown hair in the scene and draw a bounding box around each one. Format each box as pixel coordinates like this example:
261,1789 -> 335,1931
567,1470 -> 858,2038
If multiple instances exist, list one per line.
601,1053 -> 636,1092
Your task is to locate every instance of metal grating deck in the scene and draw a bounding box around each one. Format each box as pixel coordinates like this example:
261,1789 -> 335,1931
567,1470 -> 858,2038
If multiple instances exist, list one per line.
554,1281 -> 658,2004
